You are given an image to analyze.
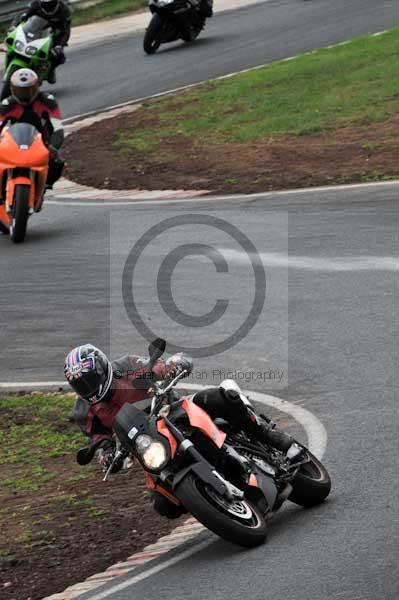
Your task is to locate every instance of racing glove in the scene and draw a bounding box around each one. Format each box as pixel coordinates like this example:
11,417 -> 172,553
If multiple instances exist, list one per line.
166,353 -> 193,379
51,45 -> 64,58
98,441 -> 123,475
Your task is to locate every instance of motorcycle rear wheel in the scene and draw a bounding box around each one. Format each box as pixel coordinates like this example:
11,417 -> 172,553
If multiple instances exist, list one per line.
181,19 -> 205,42
10,184 -> 30,244
177,473 -> 268,547
289,450 -> 331,507
143,14 -> 164,54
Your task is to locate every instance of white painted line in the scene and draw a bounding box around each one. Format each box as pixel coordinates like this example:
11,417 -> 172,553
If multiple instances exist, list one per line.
214,249 -> 399,272
0,381 -> 67,391
45,177 -> 399,208
82,538 -> 214,600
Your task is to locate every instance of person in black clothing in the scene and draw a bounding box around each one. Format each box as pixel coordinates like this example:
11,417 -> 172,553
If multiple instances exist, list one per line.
14,0 -> 71,84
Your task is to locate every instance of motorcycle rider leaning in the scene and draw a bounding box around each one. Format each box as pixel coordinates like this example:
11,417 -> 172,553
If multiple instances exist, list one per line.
65,344 -> 301,519
0,69 -> 65,194
13,0 -> 71,84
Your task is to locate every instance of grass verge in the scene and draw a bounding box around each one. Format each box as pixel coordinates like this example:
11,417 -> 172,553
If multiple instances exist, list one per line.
115,28 -> 399,147
72,0 -> 147,27
0,394 -> 94,548
0,393 -> 183,600
64,27 -> 399,193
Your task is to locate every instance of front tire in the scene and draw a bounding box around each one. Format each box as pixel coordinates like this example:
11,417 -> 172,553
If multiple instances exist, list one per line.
143,14 -> 164,54
289,450 -> 331,507
10,184 -> 30,244
177,474 -> 268,547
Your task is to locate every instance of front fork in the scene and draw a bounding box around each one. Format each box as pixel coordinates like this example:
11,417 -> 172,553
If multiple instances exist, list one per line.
163,417 -> 244,501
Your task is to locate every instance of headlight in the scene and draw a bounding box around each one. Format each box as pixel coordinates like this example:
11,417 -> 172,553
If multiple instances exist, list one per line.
25,46 -> 36,56
136,434 -> 167,470
15,41 -> 25,52
159,0 -> 174,5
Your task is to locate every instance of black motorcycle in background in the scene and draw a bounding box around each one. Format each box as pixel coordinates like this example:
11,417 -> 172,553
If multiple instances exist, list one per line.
143,0 -> 207,54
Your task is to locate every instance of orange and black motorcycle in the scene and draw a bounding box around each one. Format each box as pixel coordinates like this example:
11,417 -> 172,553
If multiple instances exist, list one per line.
0,122 -> 49,243
78,340 -> 331,548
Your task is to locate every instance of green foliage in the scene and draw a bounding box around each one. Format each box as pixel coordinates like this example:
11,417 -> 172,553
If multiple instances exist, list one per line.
114,28 -> 399,153
0,394 -> 106,558
0,394 -> 85,491
72,0 -> 147,27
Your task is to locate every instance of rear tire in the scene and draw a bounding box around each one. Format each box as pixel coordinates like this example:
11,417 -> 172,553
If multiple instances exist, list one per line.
177,473 -> 268,547
10,184 -> 30,244
289,450 -> 331,507
181,19 -> 205,42
143,14 -> 163,54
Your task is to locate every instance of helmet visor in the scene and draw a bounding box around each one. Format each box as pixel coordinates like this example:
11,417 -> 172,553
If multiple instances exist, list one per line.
41,0 -> 58,13
11,84 -> 39,106
68,369 -> 104,400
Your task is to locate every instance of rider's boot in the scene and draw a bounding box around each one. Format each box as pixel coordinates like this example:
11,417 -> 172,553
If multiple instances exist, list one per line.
47,70 -> 56,85
219,380 -> 302,461
245,415 -> 305,462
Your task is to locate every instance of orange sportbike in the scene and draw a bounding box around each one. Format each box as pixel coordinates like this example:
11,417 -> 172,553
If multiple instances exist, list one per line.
0,122 -> 49,243
78,340 -> 331,548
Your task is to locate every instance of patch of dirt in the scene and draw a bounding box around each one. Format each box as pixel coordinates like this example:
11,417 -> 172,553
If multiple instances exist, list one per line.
0,406 -> 185,600
63,112 -> 399,193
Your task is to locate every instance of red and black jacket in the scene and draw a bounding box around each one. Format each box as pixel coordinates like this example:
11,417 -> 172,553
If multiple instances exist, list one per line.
73,354 -> 189,446
0,93 -> 64,148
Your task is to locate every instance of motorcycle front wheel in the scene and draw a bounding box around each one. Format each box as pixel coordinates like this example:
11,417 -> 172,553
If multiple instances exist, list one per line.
10,184 -> 30,244
177,473 -> 268,547
143,14 -> 164,54
289,450 -> 331,507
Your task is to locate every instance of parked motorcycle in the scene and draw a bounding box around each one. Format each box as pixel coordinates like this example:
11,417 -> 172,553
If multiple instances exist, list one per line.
77,339 -> 331,547
0,123 -> 49,243
2,16 -> 54,100
143,0 -> 206,54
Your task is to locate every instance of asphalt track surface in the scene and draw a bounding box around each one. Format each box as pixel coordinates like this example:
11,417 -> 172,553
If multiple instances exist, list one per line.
1,1 -> 399,599
2,186 -> 399,599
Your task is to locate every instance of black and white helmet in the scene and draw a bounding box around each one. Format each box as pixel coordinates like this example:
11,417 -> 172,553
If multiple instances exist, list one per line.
64,344 -> 113,403
40,0 -> 60,15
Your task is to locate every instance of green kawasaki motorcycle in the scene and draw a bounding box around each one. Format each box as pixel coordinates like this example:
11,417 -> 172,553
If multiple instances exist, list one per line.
2,16 -> 54,100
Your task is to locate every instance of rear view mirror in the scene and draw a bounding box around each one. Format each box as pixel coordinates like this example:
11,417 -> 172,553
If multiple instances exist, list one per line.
148,338 -> 166,364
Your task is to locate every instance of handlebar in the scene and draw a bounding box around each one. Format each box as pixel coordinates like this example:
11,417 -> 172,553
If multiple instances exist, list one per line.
150,369 -> 188,414
159,369 -> 188,396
